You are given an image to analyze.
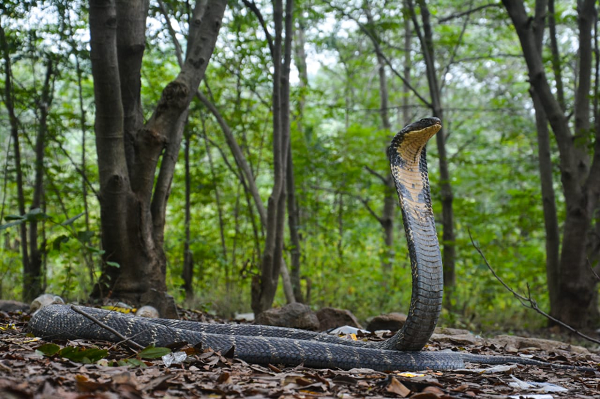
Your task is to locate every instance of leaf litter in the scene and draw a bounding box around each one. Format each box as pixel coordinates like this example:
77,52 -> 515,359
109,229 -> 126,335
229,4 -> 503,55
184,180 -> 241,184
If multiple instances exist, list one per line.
0,308 -> 598,398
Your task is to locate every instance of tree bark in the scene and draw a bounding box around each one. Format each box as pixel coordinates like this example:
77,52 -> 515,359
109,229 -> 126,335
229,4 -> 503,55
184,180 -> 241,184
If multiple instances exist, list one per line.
409,0 -> 456,297
529,0 -> 561,318
1,25 -> 32,302
89,0 -> 227,315
182,129 -> 194,301
250,0 -> 296,315
364,3 -> 396,275
502,0 -> 600,328
28,60 -> 54,300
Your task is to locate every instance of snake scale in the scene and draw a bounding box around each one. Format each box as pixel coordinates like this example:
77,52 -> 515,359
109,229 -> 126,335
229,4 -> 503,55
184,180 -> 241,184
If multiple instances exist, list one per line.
29,118 -> 594,372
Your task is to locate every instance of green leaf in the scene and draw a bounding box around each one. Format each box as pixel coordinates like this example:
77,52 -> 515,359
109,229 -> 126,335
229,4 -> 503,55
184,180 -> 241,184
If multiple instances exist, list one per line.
118,358 -> 147,368
4,214 -> 24,221
106,261 -> 120,268
36,343 -> 61,356
0,219 -> 25,231
59,347 -> 108,363
76,230 -> 94,243
52,234 -> 70,250
60,212 -> 85,226
24,208 -> 51,222
138,346 -> 171,359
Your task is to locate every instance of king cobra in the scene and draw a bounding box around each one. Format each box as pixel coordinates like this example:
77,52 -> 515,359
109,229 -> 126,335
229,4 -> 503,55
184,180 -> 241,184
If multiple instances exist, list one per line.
30,118 -> 593,371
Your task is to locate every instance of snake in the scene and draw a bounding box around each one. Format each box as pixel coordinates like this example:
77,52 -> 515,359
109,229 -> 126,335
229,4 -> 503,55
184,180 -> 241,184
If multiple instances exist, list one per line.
29,118 -> 594,372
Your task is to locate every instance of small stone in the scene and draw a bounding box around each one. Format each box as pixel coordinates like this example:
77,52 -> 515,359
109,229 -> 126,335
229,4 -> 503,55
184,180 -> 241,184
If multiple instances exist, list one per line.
316,307 -> 363,331
136,306 -> 159,318
30,294 -> 64,313
255,303 -> 319,330
366,312 -> 407,332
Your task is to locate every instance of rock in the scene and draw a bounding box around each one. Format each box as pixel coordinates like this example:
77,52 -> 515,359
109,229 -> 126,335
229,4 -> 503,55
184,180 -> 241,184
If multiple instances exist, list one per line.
0,300 -> 29,312
434,327 -> 473,336
140,289 -> 179,319
255,303 -> 320,330
136,306 -> 159,318
30,294 -> 64,313
366,312 -> 407,332
234,312 -> 255,322
316,307 -> 363,331
492,335 -> 590,355
431,332 -> 483,346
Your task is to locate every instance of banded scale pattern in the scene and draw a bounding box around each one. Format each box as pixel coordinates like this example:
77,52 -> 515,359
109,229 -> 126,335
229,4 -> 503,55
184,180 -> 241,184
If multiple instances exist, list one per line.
384,117 -> 444,351
30,305 -> 593,372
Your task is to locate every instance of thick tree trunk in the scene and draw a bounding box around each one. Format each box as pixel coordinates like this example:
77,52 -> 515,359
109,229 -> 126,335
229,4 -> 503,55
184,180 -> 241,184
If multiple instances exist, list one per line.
502,0 -> 600,328
88,0 -> 227,316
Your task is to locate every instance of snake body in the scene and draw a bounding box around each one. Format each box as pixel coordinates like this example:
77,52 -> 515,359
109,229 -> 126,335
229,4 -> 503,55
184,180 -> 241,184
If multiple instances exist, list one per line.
29,118 -> 592,372
29,305 -> 591,371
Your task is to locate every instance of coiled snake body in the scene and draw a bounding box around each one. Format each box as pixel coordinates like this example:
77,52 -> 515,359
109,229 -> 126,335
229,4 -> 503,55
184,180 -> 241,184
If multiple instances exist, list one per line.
30,118 -> 591,372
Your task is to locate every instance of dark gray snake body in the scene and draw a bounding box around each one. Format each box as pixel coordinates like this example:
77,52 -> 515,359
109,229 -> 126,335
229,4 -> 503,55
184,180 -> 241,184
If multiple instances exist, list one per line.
29,118 -> 594,372
30,305 -> 591,371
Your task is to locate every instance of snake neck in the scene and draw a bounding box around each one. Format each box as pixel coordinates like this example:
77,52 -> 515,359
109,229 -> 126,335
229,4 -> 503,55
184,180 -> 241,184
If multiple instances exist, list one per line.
383,118 -> 443,351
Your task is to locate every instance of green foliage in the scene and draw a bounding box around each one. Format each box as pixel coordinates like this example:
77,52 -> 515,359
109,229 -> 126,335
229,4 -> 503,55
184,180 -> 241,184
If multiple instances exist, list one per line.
0,0 -> 591,333
36,343 -> 108,364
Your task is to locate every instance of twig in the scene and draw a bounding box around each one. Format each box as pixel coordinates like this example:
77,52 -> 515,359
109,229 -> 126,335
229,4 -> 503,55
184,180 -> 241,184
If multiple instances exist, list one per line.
70,305 -> 145,350
587,258 -> 600,281
311,185 -> 385,226
364,166 -> 389,186
468,230 -> 600,346
438,3 -> 501,23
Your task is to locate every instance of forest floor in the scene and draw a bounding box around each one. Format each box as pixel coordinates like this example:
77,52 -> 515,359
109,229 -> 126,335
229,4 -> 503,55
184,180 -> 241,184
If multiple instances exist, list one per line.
0,308 -> 598,399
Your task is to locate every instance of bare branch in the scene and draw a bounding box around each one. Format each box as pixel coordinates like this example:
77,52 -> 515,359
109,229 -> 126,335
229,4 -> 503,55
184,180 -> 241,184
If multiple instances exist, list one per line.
70,306 -> 145,350
438,3 -> 501,23
364,166 -> 389,185
241,0 -> 275,58
312,185 -> 385,226
325,1 -> 432,108
469,230 -> 600,346
440,0 -> 474,90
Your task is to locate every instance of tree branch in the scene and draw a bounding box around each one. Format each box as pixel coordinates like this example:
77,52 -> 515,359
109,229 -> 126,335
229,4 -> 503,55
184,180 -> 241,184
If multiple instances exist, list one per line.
469,230 -> 600,346
440,0 -> 474,90
70,305 -> 145,350
364,166 -> 389,185
325,1 -> 432,108
241,0 -> 275,58
438,3 -> 501,23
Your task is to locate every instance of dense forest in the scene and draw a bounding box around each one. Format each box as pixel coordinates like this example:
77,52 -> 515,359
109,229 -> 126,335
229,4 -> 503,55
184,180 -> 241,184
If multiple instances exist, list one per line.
1,0 -> 599,334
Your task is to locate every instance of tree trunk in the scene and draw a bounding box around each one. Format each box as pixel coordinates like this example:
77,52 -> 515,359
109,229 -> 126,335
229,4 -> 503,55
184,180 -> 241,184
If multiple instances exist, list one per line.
410,0 -> 456,299
250,0 -> 295,315
364,3 -> 396,275
1,25 -> 32,302
288,16 -> 309,302
502,0 -> 600,328
88,0 -> 227,316
182,130 -> 194,301
529,0 -> 561,318
28,60 -> 54,300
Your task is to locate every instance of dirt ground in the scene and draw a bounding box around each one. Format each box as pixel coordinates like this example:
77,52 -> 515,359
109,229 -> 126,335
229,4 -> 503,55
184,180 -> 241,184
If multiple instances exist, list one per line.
0,308 -> 598,398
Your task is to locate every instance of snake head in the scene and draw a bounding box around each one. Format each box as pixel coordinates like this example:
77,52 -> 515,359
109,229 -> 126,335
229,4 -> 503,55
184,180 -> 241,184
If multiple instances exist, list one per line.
388,117 -> 442,164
